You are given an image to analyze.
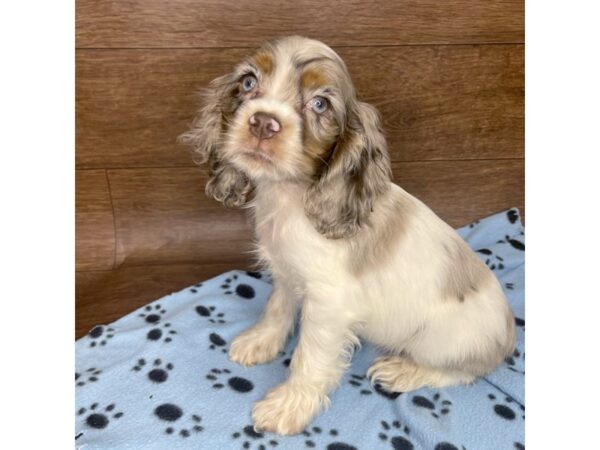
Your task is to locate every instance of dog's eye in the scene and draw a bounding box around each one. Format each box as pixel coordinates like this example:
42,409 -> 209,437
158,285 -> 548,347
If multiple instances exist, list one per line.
309,96 -> 328,114
241,74 -> 257,92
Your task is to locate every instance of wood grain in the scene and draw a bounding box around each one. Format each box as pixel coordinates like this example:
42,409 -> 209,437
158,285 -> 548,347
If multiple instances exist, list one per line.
76,0 -> 524,48
107,167 -> 255,267
102,160 -> 522,268
76,170 -> 115,270
76,263 -> 246,338
76,45 -> 524,168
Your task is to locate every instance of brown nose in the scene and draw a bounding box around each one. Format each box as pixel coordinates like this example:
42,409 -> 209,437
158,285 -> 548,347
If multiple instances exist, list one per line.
248,112 -> 281,140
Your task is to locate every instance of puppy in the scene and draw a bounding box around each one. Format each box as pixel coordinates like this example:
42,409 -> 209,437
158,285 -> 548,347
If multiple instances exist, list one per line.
180,36 -> 516,435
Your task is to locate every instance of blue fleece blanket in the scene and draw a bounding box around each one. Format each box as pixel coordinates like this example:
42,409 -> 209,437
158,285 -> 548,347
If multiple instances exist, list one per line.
75,208 -> 525,450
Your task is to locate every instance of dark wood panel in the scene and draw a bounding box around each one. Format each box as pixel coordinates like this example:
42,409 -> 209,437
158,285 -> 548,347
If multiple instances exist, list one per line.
107,167 -> 255,267
76,170 -> 115,270
106,160 -> 522,268
393,159 -> 524,227
76,45 -> 523,168
76,262 -> 247,338
76,0 -> 524,48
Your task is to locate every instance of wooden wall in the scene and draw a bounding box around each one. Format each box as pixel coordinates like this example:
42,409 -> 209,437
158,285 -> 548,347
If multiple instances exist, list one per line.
76,0 -> 524,337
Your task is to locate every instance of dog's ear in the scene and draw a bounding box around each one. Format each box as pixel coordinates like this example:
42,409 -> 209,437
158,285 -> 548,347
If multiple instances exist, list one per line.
304,101 -> 391,239
179,74 -> 252,208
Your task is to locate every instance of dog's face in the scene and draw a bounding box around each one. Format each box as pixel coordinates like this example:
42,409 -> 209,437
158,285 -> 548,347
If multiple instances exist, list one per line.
180,36 -> 391,239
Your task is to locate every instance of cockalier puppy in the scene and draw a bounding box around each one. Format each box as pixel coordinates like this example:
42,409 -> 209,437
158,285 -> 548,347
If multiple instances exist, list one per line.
180,36 -> 516,435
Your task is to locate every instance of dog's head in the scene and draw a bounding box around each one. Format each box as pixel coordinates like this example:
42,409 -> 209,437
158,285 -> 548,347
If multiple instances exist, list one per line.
180,36 -> 391,239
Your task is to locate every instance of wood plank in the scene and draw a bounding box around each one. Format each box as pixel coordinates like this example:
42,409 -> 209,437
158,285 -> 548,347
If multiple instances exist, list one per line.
76,45 -> 524,168
76,170 -> 115,270
107,167 -> 255,267
76,0 -> 524,48
393,159 -> 524,227
106,160 -> 522,268
76,263 -> 249,338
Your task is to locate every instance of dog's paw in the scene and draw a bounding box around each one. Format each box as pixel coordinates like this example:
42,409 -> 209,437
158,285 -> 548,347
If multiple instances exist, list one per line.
252,383 -> 326,435
229,327 -> 283,367
367,355 -> 424,393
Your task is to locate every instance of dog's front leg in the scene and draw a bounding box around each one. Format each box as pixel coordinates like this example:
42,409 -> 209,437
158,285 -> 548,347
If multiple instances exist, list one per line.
229,279 -> 298,367
252,292 -> 357,435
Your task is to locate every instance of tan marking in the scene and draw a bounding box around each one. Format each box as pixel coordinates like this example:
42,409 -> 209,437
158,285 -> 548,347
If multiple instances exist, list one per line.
301,68 -> 329,90
253,51 -> 274,75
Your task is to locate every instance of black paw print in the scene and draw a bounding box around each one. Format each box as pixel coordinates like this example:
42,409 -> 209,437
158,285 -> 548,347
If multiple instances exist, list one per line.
514,443 -> 525,450
476,248 -> 505,270
505,282 -> 515,290
76,367 -> 102,387
132,358 -> 174,383
468,219 -> 480,229
222,274 -> 256,299
507,209 -> 520,224
87,325 -> 115,348
505,347 -> 525,375
411,392 -> 452,418
138,303 -> 167,324
232,424 -> 279,449
206,368 -> 254,393
208,332 -> 228,353
302,427 -> 352,449
515,317 -> 525,329
245,271 -> 263,279
196,304 -> 226,324
347,373 -> 402,400
146,322 -> 177,343
77,402 -> 123,429
488,393 -> 525,420
189,283 -> 203,294
154,403 -> 203,438
497,235 -> 525,251
377,420 -> 413,449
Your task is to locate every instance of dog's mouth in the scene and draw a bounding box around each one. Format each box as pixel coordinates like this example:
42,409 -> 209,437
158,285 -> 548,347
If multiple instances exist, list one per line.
240,148 -> 274,164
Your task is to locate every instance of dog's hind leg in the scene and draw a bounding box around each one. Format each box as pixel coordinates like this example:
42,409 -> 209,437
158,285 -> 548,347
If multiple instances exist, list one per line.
366,355 -> 475,393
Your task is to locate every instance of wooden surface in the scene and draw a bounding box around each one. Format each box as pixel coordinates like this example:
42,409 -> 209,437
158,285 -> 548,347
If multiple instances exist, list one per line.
76,0 -> 524,48
77,45 -> 524,169
76,0 -> 524,338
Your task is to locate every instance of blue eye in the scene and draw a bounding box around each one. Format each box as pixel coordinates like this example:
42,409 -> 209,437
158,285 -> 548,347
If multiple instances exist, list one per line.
310,96 -> 328,113
241,74 -> 257,92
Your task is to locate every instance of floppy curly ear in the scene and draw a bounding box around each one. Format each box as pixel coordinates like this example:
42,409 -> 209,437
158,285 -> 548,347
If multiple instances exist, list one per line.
178,74 -> 252,208
304,101 -> 392,239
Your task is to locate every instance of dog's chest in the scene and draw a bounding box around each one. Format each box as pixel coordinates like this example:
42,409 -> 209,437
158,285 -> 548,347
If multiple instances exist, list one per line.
253,185 -> 339,278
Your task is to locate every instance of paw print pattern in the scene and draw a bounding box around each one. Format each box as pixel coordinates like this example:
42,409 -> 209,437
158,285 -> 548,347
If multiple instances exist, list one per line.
146,322 -> 177,343
411,392 -> 452,418
76,367 -> 102,387
87,325 -> 115,348
154,403 -> 203,438
488,393 -> 525,421
377,420 -> 413,449
195,304 -> 226,324
138,303 -> 167,324
505,347 -> 525,374
232,424 -> 280,449
132,358 -> 174,383
221,274 -> 256,299
302,427 -> 354,449
206,368 -> 254,393
347,373 -> 402,400
496,235 -> 525,251
505,282 -> 515,290
476,248 -> 505,270
189,282 -> 203,294
208,332 -> 228,353
507,209 -> 520,224
467,219 -> 480,229
77,402 -> 124,429
515,317 -> 525,329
